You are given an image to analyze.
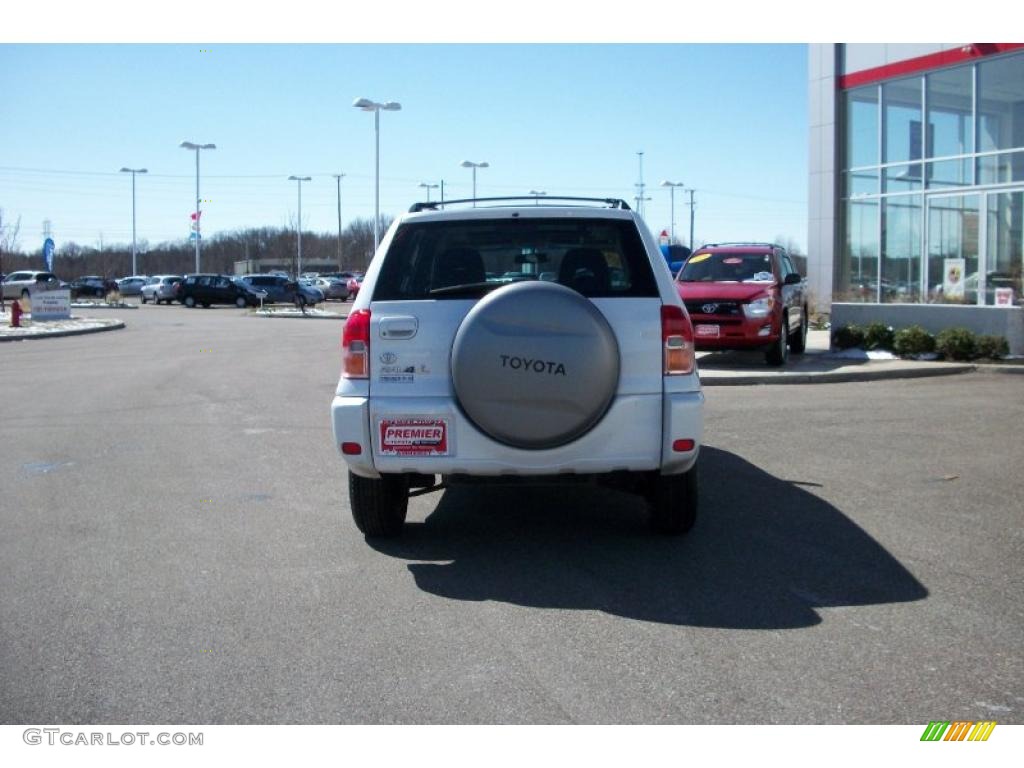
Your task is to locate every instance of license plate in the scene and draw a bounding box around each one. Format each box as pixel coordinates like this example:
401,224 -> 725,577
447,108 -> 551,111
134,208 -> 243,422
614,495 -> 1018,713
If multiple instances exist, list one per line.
379,418 -> 449,456
695,324 -> 720,338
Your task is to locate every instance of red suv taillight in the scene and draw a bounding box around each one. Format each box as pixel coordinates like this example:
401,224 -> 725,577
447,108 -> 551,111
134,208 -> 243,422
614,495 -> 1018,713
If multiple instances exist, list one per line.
661,305 -> 695,376
342,309 -> 371,379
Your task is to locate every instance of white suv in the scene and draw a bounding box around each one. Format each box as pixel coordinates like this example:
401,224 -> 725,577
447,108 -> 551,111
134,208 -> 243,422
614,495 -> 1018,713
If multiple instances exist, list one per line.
331,197 -> 703,537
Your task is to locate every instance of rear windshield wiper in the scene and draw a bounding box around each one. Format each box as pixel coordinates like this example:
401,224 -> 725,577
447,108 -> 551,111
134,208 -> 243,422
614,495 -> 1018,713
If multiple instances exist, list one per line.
428,281 -> 503,297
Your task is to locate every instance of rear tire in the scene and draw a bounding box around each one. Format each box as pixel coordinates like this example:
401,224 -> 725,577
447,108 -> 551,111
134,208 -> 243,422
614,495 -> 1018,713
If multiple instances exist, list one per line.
647,465 -> 698,535
789,308 -> 808,354
765,314 -> 789,366
184,296 -> 196,307
235,296 -> 246,308
349,471 -> 409,537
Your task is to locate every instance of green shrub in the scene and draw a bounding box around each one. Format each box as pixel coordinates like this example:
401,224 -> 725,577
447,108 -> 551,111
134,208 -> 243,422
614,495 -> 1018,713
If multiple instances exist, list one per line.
863,322 -> 895,351
833,324 -> 865,350
935,327 -> 977,361
975,335 -> 1009,360
893,325 -> 936,356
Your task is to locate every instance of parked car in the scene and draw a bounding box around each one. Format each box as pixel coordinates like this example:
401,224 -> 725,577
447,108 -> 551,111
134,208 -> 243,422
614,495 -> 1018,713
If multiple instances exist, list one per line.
116,276 -> 149,296
346,274 -> 363,300
312,276 -> 350,301
2,271 -> 59,300
239,274 -> 322,306
140,275 -> 183,304
69,275 -> 118,299
675,242 -> 808,366
331,196 -> 702,539
296,279 -> 325,306
177,273 -> 264,308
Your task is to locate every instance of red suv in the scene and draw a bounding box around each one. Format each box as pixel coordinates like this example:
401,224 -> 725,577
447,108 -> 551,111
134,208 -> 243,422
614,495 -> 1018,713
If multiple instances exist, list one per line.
675,243 -> 808,366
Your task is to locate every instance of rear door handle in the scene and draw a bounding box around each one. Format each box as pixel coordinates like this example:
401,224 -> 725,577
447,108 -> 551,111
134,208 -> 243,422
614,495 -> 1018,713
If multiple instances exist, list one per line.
379,316 -> 419,340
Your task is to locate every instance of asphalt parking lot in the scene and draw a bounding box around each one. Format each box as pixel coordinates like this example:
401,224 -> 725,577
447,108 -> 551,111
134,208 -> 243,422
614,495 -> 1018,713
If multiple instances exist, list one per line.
1,303 -> 1022,724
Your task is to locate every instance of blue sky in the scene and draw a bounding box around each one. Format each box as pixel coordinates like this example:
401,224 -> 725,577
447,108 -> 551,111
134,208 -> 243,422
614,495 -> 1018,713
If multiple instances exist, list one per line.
0,43 -> 808,254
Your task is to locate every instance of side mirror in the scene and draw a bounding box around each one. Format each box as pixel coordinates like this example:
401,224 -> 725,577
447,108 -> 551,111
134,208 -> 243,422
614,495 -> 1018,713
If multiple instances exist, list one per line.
784,273 -> 803,286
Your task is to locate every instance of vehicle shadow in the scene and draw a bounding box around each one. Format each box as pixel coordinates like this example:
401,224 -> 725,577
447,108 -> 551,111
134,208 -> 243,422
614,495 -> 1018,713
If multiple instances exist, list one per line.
368,446 -> 928,629
696,349 -> 869,372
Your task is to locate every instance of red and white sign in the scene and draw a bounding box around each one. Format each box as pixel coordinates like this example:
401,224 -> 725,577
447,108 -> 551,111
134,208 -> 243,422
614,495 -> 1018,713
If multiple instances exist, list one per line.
695,324 -> 720,338
379,419 -> 449,456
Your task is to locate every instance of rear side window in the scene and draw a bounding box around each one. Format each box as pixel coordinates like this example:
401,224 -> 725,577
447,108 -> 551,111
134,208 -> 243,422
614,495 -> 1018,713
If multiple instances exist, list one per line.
373,218 -> 658,300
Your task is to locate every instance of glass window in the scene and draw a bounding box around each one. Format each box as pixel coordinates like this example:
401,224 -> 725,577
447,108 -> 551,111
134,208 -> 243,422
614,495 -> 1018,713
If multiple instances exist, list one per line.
927,66 -> 974,158
978,53 -> 1024,153
985,190 -> 1023,306
845,169 -> 878,197
678,251 -> 775,283
977,150 -> 1024,185
883,164 -> 923,192
881,195 -> 922,303
883,77 -> 923,164
927,158 -> 973,189
845,86 -> 879,168
782,253 -> 798,277
837,198 -> 879,302
375,218 -> 658,300
926,194 -> 979,304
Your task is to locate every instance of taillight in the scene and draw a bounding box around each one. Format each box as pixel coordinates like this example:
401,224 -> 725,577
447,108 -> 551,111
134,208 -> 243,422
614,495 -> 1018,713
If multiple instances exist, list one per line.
342,309 -> 371,379
661,304 -> 695,375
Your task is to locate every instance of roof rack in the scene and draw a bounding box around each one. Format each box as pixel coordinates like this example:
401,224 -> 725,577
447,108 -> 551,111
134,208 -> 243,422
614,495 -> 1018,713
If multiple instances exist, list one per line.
699,241 -> 781,249
409,196 -> 632,213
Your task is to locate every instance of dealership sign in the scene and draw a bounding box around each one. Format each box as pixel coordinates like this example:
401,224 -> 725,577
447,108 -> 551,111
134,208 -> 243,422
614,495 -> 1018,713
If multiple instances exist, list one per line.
30,289 -> 71,320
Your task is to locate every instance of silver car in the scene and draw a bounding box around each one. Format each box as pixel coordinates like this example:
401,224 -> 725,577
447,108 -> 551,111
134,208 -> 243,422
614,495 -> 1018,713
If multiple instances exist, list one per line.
141,275 -> 183,304
116,276 -> 149,296
2,271 -> 59,300
313,276 -> 350,301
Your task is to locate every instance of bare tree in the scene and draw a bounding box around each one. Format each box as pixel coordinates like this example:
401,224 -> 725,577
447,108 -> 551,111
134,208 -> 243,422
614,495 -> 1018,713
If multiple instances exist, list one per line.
0,207 -> 22,261
0,209 -> 22,308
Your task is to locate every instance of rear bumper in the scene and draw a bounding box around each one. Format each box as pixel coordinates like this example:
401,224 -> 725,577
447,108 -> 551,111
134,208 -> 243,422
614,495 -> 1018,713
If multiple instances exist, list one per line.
331,391 -> 703,479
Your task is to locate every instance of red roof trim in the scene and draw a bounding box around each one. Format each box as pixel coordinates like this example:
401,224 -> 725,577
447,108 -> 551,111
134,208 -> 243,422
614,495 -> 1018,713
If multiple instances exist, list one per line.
838,43 -> 1024,90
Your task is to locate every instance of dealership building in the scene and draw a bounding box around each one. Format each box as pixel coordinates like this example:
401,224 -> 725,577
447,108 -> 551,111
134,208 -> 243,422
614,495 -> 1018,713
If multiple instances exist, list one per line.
807,43 -> 1024,352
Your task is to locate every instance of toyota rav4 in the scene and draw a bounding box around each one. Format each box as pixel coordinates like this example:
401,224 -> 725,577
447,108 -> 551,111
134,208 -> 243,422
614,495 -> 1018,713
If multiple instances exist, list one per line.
675,243 -> 808,366
331,197 -> 704,538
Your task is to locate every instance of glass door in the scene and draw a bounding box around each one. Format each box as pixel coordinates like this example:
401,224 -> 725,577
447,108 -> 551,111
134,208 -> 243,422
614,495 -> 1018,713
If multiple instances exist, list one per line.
984,190 -> 1023,306
925,193 -> 979,304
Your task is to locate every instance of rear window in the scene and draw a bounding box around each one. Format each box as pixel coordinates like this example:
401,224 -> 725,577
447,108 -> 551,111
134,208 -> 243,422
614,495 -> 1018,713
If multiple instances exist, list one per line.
678,252 -> 777,284
373,217 -> 658,300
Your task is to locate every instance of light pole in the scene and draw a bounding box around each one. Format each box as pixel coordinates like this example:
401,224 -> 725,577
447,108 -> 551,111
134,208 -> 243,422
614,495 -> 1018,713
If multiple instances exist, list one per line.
635,151 -> 646,217
119,167 -> 147,275
179,141 -> 215,273
289,176 -> 311,277
686,188 -> 696,251
353,97 -> 402,251
660,181 -> 685,244
418,182 -> 439,202
333,173 -> 345,270
529,190 -> 547,205
460,161 -> 489,206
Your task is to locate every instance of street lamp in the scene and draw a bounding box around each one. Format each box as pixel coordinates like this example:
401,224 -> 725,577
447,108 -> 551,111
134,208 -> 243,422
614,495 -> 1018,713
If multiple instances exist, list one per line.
661,180 -> 685,243
353,97 -> 401,251
288,176 -> 312,277
460,160 -> 489,206
418,182 -> 439,202
119,167 -> 147,275
529,189 -> 547,205
333,173 -> 346,270
179,141 -> 215,273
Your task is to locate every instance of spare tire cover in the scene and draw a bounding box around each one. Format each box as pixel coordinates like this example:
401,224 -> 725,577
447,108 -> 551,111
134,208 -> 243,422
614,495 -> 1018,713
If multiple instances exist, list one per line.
451,281 -> 620,450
